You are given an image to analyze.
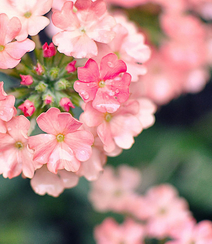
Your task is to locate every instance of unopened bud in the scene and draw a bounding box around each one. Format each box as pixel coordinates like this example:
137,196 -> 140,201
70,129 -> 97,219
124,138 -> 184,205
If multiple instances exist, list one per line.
59,97 -> 75,111
55,78 -> 70,90
66,60 -> 77,73
20,74 -> 33,86
42,42 -> 56,58
35,63 -> 44,75
35,81 -> 47,92
49,67 -> 60,80
18,100 -> 35,117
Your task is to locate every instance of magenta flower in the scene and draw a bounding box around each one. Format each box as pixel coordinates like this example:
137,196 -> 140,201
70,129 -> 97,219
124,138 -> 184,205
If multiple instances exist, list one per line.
74,53 -> 131,113
52,0 -> 116,58
0,13 -> 35,69
28,107 -> 94,174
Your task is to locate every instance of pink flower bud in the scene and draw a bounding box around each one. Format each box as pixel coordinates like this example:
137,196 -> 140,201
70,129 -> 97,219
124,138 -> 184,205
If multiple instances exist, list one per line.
44,95 -> 53,105
20,75 -> 33,86
35,63 -> 44,75
66,60 -> 77,73
42,42 -> 56,58
18,100 -> 35,117
59,97 -> 75,111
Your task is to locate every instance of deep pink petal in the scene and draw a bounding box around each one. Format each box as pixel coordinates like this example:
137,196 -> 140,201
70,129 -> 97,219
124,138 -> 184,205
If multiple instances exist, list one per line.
74,80 -> 98,103
100,53 -> 127,80
93,89 -> 120,113
78,59 -> 100,82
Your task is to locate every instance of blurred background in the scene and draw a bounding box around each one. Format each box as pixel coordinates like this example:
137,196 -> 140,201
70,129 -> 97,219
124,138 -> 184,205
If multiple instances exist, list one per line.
1,1 -> 212,243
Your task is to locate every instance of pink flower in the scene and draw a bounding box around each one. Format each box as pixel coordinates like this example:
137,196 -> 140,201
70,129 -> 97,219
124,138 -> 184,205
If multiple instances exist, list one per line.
20,74 -> 33,86
42,42 -> 57,58
96,14 -> 151,81
94,218 -> 145,244
28,107 -> 94,174
0,0 -> 53,41
18,100 -> 35,117
52,0 -> 116,58
66,60 -> 77,73
142,184 -> 191,239
74,53 -> 131,113
0,81 -> 15,121
80,100 -> 142,153
166,220 -> 212,244
0,13 -> 35,69
0,115 -> 35,178
89,165 -> 141,212
31,165 -> 79,197
59,97 -> 75,112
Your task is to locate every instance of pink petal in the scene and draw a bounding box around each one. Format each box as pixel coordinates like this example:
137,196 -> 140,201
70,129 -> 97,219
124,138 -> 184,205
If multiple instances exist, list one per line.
74,80 -> 98,103
0,51 -> 21,69
93,89 -> 120,113
6,38 -> 35,60
78,58 -> 100,83
28,16 -> 50,36
100,53 -> 127,80
0,95 -> 15,121
52,1 -> 80,30
65,130 -> 94,161
58,170 -> 79,188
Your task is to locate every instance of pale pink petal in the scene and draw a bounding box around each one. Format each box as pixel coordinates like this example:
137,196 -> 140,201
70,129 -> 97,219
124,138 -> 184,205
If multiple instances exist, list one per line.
27,16 -> 50,36
0,95 -> 15,121
58,170 -> 79,188
5,38 -> 35,59
65,130 -> 94,161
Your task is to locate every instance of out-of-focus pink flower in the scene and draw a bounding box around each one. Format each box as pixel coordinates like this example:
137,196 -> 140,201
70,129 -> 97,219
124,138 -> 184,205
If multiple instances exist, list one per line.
30,165 -> 79,197
80,100 -> 142,153
18,100 -> 35,117
96,14 -> 151,82
28,107 -> 94,174
20,74 -> 33,86
0,13 -> 35,69
74,53 -> 131,113
94,218 -> 145,244
42,42 -> 57,58
66,60 -> 77,73
52,0 -> 116,58
89,165 -> 141,212
188,0 -> 212,20
0,115 -> 35,178
140,184 -> 191,239
59,97 -> 75,111
0,0 -> 53,41
0,82 -> 15,121
166,220 -> 212,244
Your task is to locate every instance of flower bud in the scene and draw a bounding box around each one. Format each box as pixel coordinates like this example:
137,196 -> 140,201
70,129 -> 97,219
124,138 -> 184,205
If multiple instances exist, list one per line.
20,74 -> 33,86
49,67 -> 60,80
35,81 -> 48,92
18,100 -> 35,117
55,78 -> 70,90
42,42 -> 56,58
43,94 -> 53,105
35,63 -> 44,75
66,60 -> 77,73
59,97 -> 75,111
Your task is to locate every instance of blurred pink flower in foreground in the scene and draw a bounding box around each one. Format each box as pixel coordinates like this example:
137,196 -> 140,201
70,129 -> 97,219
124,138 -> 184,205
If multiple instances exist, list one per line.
0,13 -> 35,69
52,0 -> 116,58
94,218 -> 145,244
89,165 -> 141,212
28,107 -> 94,174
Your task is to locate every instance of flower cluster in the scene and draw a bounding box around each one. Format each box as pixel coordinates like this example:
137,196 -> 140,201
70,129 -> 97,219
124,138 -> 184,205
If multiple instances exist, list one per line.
0,0 -> 156,196
91,165 -> 212,244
